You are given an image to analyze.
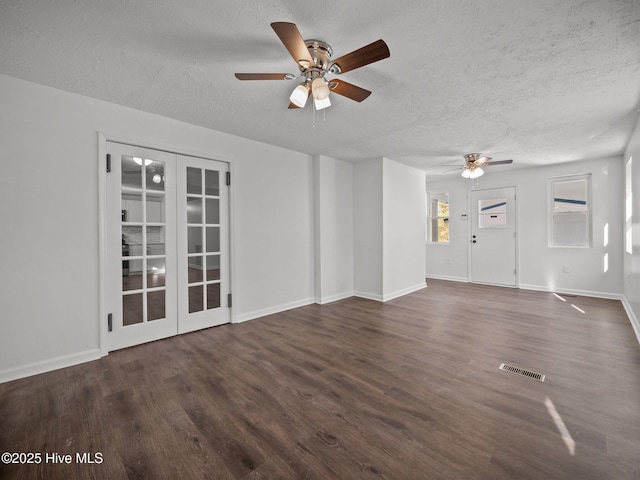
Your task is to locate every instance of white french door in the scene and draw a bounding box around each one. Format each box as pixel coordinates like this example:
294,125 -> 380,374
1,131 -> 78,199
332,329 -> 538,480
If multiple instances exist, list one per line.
105,142 -> 230,351
470,186 -> 517,287
177,155 -> 230,334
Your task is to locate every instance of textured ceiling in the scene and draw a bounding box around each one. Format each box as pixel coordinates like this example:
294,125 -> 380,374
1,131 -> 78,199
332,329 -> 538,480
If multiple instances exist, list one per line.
1,0 -> 639,175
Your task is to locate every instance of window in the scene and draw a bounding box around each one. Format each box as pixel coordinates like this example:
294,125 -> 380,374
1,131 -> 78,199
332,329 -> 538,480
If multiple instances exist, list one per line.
549,174 -> 591,247
626,156 -> 632,254
478,198 -> 507,229
428,193 -> 449,243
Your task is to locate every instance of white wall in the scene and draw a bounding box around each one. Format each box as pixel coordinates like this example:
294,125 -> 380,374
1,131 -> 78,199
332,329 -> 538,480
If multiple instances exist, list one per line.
0,74 -> 314,381
313,155 -> 355,304
623,114 -> 640,339
425,156 -> 624,298
382,158 -> 427,299
354,158 -> 426,301
354,159 -> 384,299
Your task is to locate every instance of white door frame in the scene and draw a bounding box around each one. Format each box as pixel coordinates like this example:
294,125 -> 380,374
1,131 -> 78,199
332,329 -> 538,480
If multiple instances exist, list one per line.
98,133 -> 236,357
467,185 -> 519,287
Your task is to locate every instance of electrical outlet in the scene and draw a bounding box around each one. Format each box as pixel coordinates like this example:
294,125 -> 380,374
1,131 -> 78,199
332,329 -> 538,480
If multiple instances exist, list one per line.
563,264 -> 571,273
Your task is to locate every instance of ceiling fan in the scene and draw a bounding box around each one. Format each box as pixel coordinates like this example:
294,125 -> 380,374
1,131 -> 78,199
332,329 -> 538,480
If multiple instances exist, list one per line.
448,153 -> 513,179
235,22 -> 390,110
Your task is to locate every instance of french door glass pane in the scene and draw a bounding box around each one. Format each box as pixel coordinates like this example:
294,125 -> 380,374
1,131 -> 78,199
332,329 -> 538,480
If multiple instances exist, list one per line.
206,255 -> 220,281
206,198 -> 220,224
122,156 -> 142,189
147,258 -> 166,288
187,197 -> 203,224
188,227 -> 202,253
123,226 -> 143,256
207,227 -> 220,253
206,227 -> 220,253
123,293 -> 143,325
122,261 -> 142,291
147,290 -> 165,321
207,283 -> 221,309
205,170 -> 219,196
189,285 -> 203,313
188,256 -> 203,284
122,192 -> 143,222
147,226 -> 165,255
146,193 -> 165,223
187,167 -> 201,194
146,161 -> 165,192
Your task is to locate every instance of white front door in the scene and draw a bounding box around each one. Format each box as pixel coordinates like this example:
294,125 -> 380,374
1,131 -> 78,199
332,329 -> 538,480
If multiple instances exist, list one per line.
470,186 -> 517,287
105,142 -> 230,351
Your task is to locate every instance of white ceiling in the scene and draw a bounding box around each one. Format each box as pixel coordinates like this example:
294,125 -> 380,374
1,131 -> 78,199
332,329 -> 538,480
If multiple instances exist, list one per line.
1,0 -> 639,175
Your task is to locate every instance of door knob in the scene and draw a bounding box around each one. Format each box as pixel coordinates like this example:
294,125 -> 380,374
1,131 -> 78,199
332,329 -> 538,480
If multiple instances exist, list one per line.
472,240 -> 477,243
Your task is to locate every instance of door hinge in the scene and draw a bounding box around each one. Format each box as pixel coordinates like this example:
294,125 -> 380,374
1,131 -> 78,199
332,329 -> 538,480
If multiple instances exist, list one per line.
107,313 -> 113,332
226,171 -> 231,186
227,293 -> 232,308
106,153 -> 111,173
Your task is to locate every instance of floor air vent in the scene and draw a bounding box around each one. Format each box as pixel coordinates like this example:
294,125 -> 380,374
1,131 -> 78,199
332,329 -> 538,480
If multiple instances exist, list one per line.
499,363 -> 545,382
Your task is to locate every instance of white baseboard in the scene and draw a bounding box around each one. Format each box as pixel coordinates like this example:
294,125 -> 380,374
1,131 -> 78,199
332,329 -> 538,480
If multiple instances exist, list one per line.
621,296 -> 640,346
234,298 -> 315,323
0,348 -> 102,384
355,283 -> 427,303
425,274 -> 470,283
518,283 -> 623,300
354,291 -> 384,302
382,283 -> 427,302
315,291 -> 355,305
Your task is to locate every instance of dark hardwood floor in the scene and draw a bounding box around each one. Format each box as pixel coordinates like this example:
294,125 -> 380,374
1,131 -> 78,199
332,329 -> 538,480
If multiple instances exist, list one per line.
1,280 -> 639,479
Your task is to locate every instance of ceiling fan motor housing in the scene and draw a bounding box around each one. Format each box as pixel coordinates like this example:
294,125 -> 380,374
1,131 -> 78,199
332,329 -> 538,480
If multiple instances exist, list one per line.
303,39 -> 333,73
465,153 -> 481,163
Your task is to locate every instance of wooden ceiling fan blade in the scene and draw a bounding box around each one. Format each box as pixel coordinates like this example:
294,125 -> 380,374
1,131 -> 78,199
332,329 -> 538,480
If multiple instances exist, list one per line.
331,39 -> 390,74
271,22 -> 314,67
329,79 -> 371,102
486,159 -> 513,166
235,73 -> 290,80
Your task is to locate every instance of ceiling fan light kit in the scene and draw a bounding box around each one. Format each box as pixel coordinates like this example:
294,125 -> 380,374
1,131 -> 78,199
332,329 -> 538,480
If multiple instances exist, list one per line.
314,95 -> 331,110
289,83 -> 309,108
235,22 -> 390,110
467,166 -> 484,179
311,77 -> 330,100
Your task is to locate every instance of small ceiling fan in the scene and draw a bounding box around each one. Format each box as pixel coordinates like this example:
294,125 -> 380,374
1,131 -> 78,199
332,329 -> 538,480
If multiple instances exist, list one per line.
445,153 -> 513,178
235,22 -> 390,110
